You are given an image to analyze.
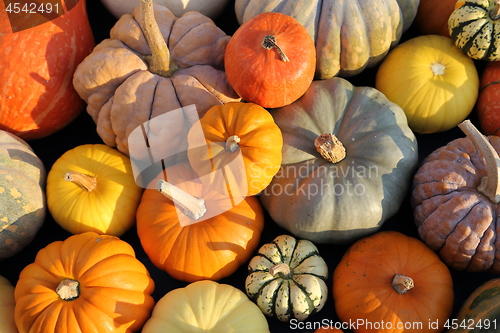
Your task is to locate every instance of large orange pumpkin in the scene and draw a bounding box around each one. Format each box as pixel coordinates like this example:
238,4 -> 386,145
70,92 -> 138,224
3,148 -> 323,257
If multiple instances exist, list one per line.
136,162 -> 265,282
0,0 -> 94,140
333,231 -> 454,333
14,232 -> 155,333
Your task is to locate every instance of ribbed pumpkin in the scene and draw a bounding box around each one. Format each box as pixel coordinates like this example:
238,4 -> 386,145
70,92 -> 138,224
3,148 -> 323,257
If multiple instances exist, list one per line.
413,0 -> 457,36
142,280 -> 270,332
235,0 -> 420,79
333,231 -> 454,333
46,144 -> 143,236
449,0 -> 500,61
73,0 -> 240,156
260,77 -> 419,244
0,130 -> 46,260
136,162 -> 265,282
14,232 -> 155,333
245,234 -> 328,322
446,278 -> 500,333
412,120 -> 500,272
187,102 -> 283,197
477,61 -> 500,136
0,275 -> 16,333
375,34 -> 479,134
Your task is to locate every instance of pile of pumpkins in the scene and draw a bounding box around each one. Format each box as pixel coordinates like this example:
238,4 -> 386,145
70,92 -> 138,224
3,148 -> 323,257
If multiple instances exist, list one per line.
3,0 -> 500,331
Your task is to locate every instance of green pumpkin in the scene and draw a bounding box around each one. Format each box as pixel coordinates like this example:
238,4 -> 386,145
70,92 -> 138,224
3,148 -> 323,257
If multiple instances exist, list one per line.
235,0 -> 419,79
448,0 -> 500,61
260,77 -> 418,244
446,278 -> 500,333
0,130 -> 46,260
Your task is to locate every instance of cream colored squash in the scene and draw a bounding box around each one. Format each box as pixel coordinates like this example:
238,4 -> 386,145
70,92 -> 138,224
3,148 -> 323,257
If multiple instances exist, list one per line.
99,0 -> 230,20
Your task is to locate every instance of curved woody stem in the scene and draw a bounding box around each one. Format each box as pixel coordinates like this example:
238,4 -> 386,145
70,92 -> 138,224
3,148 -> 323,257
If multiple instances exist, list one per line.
458,120 -> 500,204
141,0 -> 178,76
156,179 -> 207,220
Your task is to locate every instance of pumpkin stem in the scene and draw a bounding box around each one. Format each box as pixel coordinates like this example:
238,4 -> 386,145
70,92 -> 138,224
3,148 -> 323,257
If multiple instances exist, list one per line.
392,274 -> 414,294
314,133 -> 346,163
140,0 -> 178,77
490,0 -> 500,20
262,35 -> 290,62
458,120 -> 500,204
56,278 -> 80,301
225,135 -> 241,153
156,179 -> 207,220
64,171 -> 97,192
269,263 -> 291,278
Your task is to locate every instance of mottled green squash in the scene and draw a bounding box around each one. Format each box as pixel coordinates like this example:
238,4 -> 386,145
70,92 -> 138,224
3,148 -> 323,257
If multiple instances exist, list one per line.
447,278 -> 500,333
0,130 -> 46,260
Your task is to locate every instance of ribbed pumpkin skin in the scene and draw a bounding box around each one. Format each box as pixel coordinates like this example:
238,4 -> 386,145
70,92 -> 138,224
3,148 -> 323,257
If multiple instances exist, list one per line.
259,77 -> 419,244
447,278 -> 500,333
136,163 -> 265,282
14,232 -> 155,333
0,130 -> 46,260
412,135 -> 500,272
333,231 -> 454,333
449,0 -> 500,61
0,275 -> 16,333
142,280 -> 270,333
245,235 -> 328,322
235,0 -> 419,79
477,61 -> 500,136
375,35 -> 479,134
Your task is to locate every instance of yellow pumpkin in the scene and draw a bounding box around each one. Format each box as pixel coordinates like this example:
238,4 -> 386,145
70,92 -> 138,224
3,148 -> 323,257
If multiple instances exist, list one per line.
375,34 -> 479,134
46,144 -> 143,236
0,275 -> 16,333
142,280 -> 270,332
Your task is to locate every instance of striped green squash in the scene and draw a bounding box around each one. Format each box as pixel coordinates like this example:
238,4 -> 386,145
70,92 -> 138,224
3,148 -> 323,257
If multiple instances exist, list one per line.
447,278 -> 500,333
245,235 -> 328,322
448,0 -> 500,61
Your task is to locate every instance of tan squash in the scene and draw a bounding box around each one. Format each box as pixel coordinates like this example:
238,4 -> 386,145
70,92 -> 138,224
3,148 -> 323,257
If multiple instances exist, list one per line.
73,0 -> 240,156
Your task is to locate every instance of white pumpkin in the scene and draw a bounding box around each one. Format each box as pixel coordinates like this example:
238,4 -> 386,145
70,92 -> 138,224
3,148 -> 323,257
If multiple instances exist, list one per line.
245,235 -> 329,322
99,0 -> 230,20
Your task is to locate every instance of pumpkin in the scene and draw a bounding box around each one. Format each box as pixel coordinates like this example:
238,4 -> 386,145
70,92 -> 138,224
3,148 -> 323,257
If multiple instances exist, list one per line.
224,12 -> 316,108
234,0 -> 420,79
375,34 -> 479,134
446,278 -> 500,333
259,77 -> 419,244
142,280 -> 270,332
73,0 -> 240,156
14,232 -> 155,333
476,61 -> 500,136
315,328 -> 343,333
46,144 -> 143,236
245,234 -> 328,322
413,0 -> 457,36
0,0 -> 94,140
0,130 -> 46,260
187,102 -> 283,197
99,0 -> 231,20
0,275 -> 16,333
448,0 -> 500,61
333,231 -> 454,333
412,120 -> 500,273
136,161 -> 265,282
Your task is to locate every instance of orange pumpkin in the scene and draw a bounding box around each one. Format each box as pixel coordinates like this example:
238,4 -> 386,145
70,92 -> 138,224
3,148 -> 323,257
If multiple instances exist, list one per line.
0,0 -> 94,140
225,12 -> 316,108
14,232 -> 155,333
333,231 -> 454,333
187,102 -> 283,197
413,0 -> 457,37
315,328 -> 344,333
477,61 -> 500,136
136,162 -> 265,282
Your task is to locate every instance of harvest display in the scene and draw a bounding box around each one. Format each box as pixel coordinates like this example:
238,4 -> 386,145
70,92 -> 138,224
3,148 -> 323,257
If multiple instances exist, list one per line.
2,0 -> 500,332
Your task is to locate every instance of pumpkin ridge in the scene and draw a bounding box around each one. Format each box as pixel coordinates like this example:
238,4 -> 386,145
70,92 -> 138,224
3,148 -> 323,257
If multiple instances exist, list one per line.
289,277 -> 318,316
290,250 -> 320,270
452,19 -> 489,56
